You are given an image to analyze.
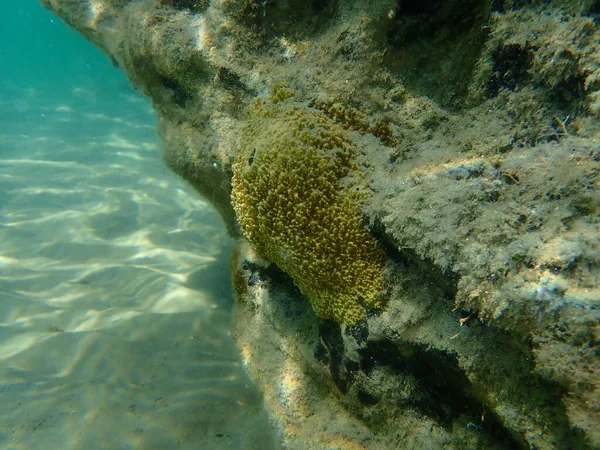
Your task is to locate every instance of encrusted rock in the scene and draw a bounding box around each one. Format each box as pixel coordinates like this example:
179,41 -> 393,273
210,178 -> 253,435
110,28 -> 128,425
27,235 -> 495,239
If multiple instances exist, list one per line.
43,0 -> 600,447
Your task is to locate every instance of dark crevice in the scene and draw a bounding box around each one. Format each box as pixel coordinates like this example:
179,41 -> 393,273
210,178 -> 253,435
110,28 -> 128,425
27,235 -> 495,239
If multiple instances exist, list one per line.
487,43 -> 533,97
553,71 -> 588,109
318,320 -> 358,394
357,387 -> 379,406
370,216 -> 459,300
162,0 -> 210,12
161,76 -> 191,108
358,340 -> 528,448
240,0 -> 340,41
382,0 -> 489,107
311,0 -> 331,13
587,0 -> 600,21
387,0 -> 482,46
242,259 -> 300,296
491,0 -> 505,12
216,66 -> 249,92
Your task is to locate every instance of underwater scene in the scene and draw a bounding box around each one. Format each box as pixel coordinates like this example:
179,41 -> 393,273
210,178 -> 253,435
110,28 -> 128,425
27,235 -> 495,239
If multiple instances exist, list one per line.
0,1 -> 278,449
1,0 -> 599,449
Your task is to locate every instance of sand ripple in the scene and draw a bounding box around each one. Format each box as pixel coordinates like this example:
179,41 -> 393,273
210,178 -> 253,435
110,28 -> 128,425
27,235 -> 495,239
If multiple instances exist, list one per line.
0,88 -> 278,449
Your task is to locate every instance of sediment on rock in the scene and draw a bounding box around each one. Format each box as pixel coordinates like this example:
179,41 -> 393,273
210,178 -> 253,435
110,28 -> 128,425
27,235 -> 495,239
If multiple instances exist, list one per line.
43,0 -> 600,448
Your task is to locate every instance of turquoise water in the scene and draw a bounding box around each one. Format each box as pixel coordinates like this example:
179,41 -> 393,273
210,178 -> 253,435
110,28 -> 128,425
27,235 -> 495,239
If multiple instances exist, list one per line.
0,2 -> 277,449
1,1 -> 124,95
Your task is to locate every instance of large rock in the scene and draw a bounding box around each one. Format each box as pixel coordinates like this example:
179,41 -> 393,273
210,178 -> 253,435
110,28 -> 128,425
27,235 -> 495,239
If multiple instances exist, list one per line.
43,0 -> 599,448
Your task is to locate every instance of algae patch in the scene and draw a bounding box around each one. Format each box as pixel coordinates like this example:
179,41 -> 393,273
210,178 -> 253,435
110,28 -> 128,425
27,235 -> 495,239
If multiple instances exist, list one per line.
231,101 -> 386,324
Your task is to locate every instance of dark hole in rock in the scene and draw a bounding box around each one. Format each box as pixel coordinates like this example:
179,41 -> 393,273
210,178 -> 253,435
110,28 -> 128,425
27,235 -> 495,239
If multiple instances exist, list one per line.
587,0 -> 600,19
163,0 -> 209,12
396,0 -> 439,15
318,320 -> 358,394
216,67 -> 247,91
313,341 -> 330,364
312,0 -> 333,13
491,0 -> 504,12
358,340 -> 527,448
160,76 -> 191,108
388,0 -> 480,46
555,72 -> 587,108
370,216 -> 459,300
357,387 -> 379,406
487,43 -> 533,97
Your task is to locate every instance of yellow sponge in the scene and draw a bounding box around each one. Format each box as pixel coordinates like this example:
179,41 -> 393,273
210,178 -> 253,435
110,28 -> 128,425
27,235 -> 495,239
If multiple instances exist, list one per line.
231,100 -> 386,324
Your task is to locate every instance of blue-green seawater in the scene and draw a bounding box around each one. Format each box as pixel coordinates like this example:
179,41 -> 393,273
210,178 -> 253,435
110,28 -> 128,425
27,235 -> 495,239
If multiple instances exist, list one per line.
0,1 -> 278,449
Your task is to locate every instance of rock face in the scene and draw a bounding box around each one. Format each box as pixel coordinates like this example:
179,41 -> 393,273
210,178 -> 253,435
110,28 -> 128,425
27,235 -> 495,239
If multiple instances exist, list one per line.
43,0 -> 599,448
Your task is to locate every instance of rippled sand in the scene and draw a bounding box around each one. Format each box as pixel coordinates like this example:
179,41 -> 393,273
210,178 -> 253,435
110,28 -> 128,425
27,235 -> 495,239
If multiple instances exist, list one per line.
0,86 -> 278,449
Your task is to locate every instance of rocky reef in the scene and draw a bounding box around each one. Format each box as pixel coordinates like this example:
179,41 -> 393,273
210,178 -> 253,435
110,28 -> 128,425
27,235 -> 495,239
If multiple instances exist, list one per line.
42,0 -> 599,448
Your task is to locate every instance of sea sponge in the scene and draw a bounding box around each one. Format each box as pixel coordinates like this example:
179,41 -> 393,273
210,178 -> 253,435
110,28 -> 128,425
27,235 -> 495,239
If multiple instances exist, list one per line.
231,100 -> 386,324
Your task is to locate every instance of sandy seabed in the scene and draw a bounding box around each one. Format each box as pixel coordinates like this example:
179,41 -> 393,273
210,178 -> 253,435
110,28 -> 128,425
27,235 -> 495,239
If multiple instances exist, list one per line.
0,84 -> 278,450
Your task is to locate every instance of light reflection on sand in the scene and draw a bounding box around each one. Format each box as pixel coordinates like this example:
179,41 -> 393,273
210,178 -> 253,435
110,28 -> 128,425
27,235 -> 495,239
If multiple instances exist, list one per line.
0,88 -> 279,449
